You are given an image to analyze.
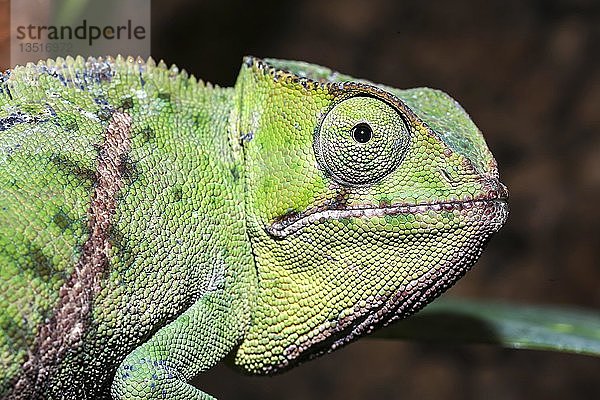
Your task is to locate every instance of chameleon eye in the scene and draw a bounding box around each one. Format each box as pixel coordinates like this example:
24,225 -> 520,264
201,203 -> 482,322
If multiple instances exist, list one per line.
351,123 -> 373,143
315,96 -> 409,186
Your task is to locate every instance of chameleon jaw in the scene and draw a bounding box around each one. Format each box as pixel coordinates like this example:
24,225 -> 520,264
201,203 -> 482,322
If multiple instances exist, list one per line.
266,195 -> 508,239
266,198 -> 509,373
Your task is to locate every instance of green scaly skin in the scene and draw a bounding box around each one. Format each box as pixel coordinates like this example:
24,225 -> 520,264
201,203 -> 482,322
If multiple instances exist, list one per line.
0,55 -> 508,399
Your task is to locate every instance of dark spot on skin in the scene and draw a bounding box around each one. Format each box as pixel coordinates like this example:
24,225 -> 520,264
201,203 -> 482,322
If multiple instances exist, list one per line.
94,98 -> 115,121
230,165 -> 240,181
109,227 -> 135,273
118,157 -> 139,184
52,209 -> 72,230
192,113 -> 205,128
67,120 -> 79,131
97,108 -> 113,122
55,116 -> 78,132
158,92 -> 171,102
109,226 -> 126,248
172,185 -> 183,202
25,245 -> 55,281
139,127 -> 156,143
0,314 -> 26,349
49,153 -> 95,182
91,142 -> 102,152
120,97 -> 134,110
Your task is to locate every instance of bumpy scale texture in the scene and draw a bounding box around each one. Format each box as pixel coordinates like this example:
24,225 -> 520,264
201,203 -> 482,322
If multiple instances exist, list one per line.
0,56 -> 508,399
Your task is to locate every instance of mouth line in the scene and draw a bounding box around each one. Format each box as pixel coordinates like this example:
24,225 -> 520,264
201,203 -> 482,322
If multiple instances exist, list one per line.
267,196 -> 507,238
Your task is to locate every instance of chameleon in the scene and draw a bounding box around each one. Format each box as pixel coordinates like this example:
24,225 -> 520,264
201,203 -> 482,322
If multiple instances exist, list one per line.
0,55 -> 508,399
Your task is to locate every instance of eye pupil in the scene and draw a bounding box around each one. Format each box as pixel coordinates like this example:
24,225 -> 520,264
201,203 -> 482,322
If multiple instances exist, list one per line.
351,123 -> 373,143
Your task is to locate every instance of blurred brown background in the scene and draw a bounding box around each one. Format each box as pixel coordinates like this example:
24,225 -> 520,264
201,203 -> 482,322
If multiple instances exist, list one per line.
1,0 -> 599,398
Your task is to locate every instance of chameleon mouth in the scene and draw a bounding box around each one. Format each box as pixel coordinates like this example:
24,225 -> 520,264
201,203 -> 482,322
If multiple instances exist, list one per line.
267,189 -> 508,239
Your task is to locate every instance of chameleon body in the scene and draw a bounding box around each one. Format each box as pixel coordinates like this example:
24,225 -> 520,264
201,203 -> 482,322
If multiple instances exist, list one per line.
0,56 -> 508,399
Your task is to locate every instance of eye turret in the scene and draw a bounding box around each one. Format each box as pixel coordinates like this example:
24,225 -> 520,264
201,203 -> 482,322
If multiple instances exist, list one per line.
315,96 -> 409,186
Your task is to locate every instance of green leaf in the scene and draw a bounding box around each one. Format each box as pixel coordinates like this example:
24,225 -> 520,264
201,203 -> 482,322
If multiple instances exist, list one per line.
373,298 -> 600,356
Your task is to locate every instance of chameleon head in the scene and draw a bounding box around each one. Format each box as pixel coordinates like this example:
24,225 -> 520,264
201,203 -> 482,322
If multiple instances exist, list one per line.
234,57 -> 508,374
